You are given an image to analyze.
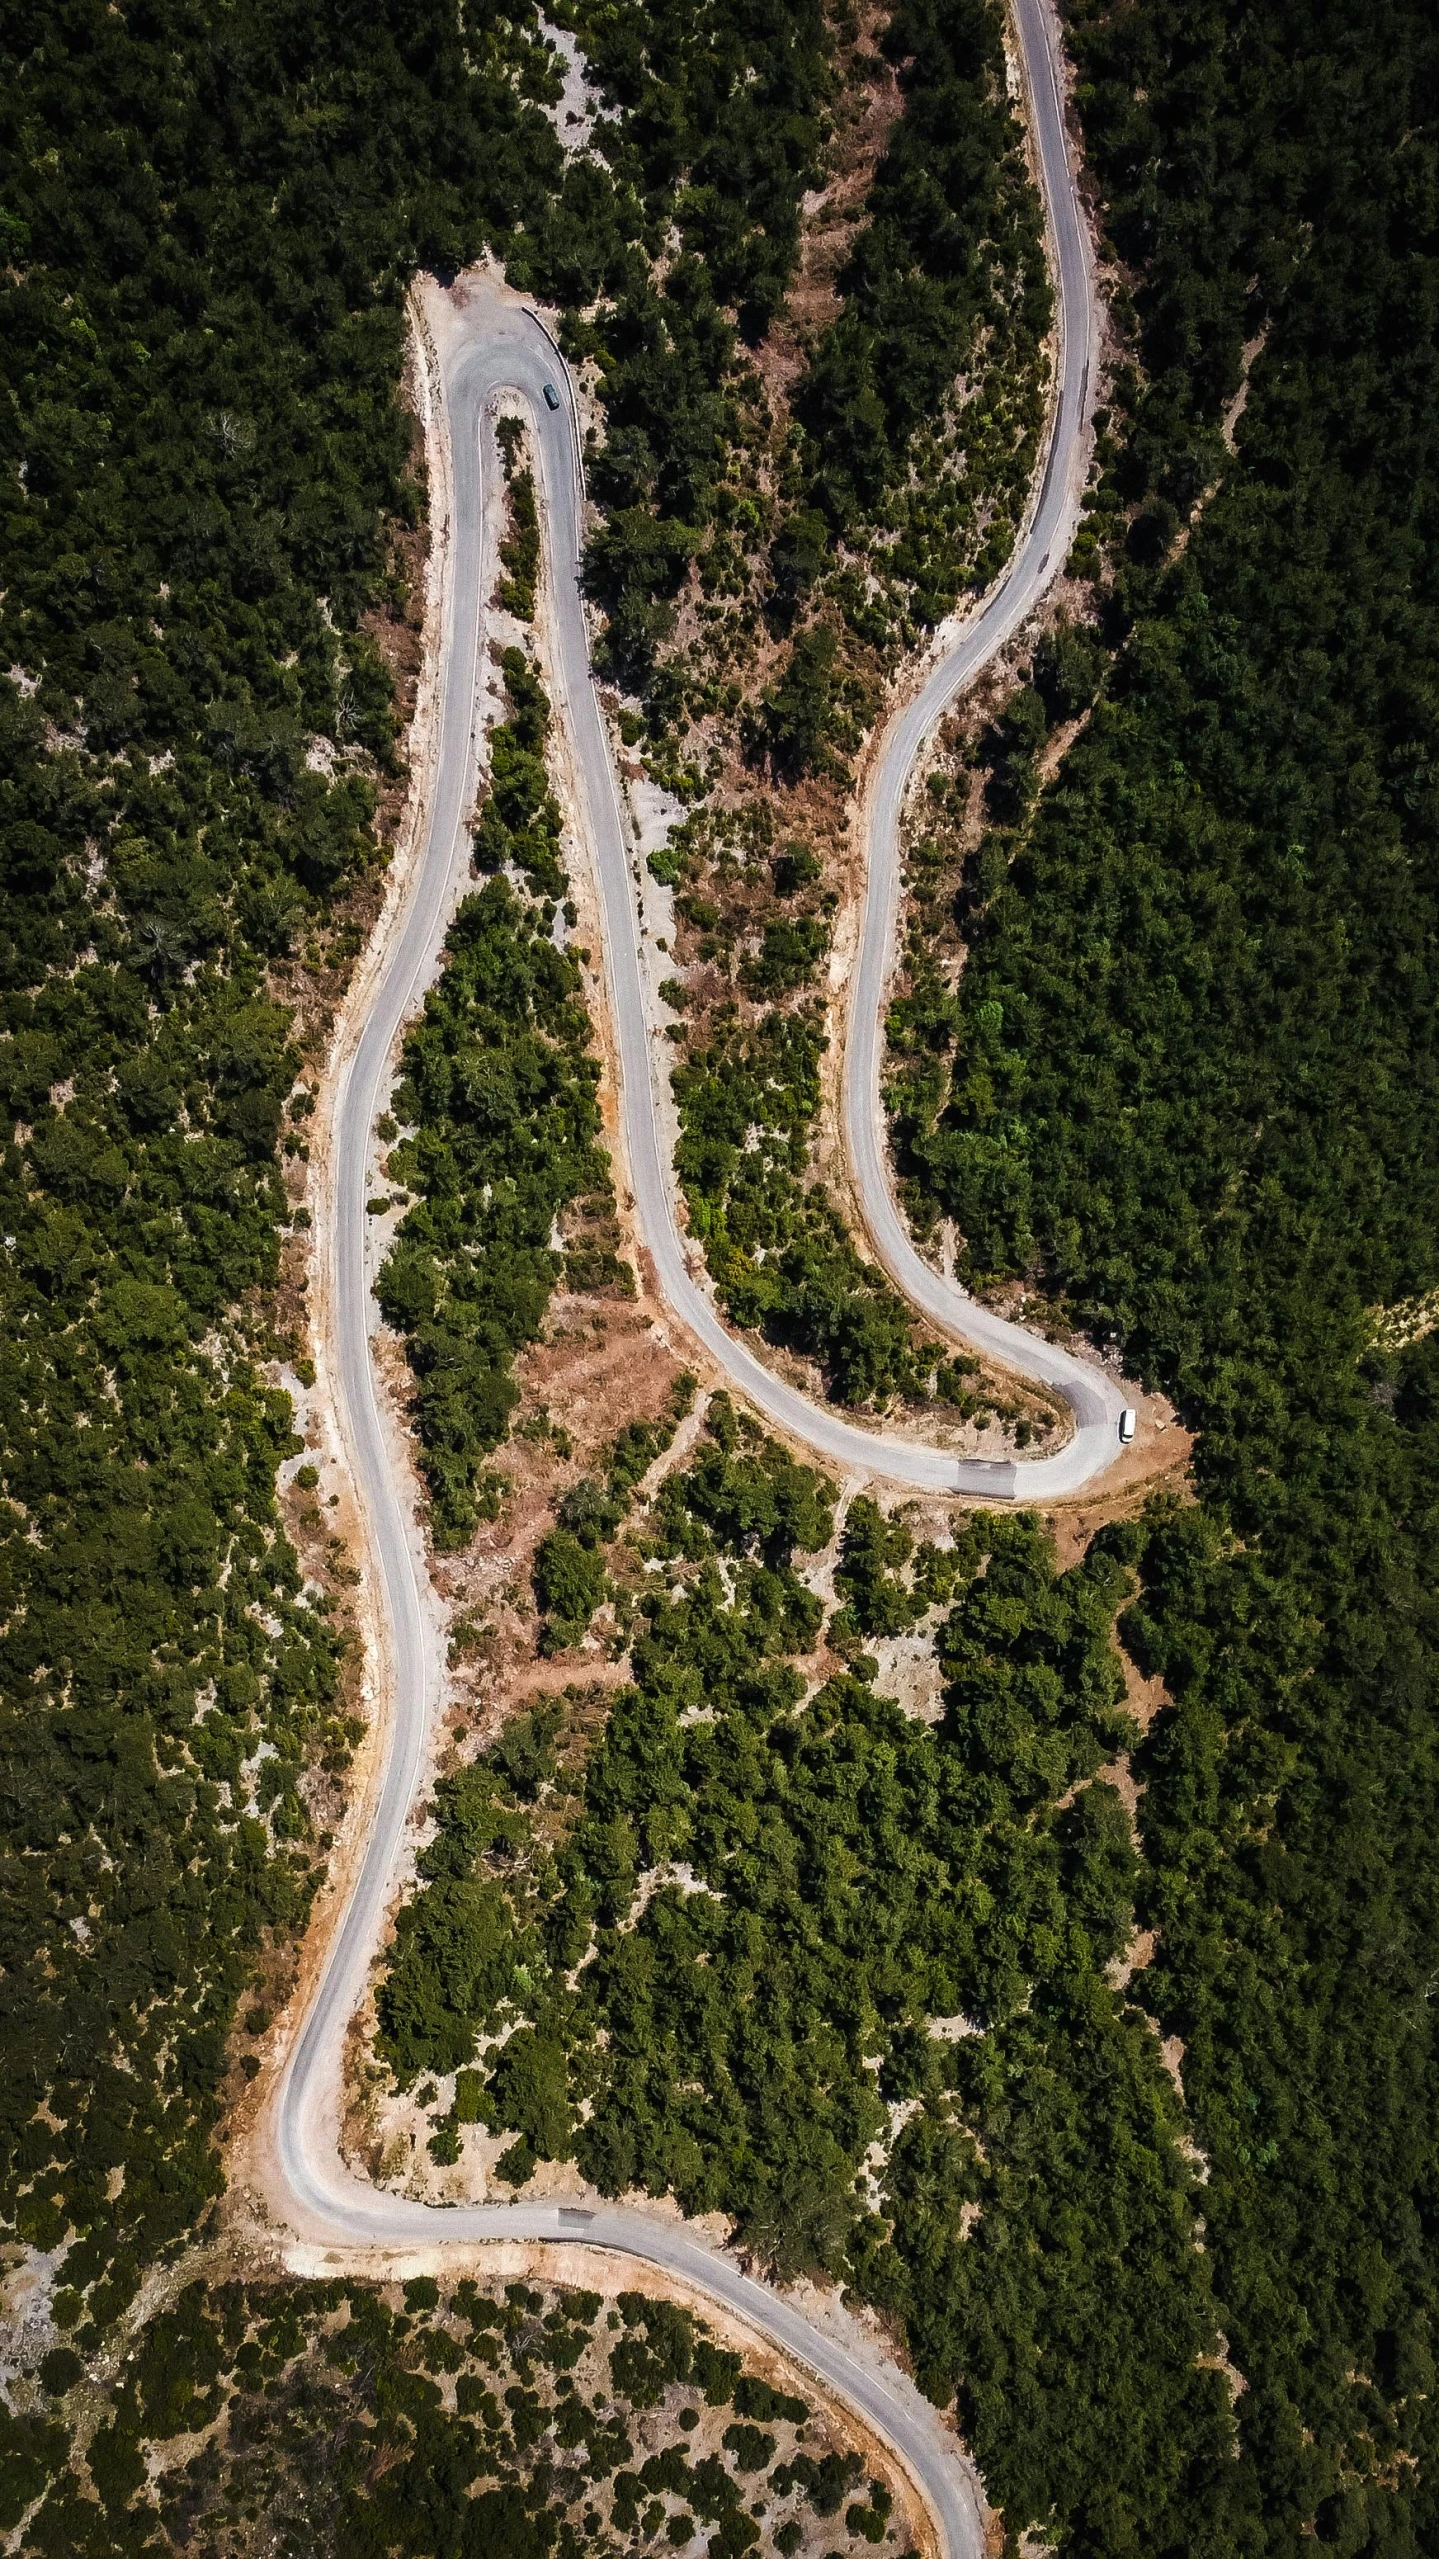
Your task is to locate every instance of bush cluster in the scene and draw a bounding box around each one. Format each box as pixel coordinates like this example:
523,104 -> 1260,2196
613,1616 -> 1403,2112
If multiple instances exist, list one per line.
10,2271 -> 883,2558
379,1417 -> 1236,2534
377,675 -> 613,1548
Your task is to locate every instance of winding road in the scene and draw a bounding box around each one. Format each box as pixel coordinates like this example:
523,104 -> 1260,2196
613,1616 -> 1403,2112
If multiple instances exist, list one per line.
270,7 -> 1109,2552
844,0 -> 1119,1494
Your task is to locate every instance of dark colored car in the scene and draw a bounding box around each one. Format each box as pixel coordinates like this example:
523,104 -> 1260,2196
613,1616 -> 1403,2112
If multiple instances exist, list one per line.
543,381 -> 561,412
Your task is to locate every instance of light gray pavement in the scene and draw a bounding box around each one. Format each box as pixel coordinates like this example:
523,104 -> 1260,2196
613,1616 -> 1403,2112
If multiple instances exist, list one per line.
844,0 -> 1121,1496
273,9 -> 1109,2550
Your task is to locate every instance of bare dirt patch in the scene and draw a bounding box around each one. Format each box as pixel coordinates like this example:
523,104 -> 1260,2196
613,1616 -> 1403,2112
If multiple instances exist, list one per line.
750,4 -> 905,414
1043,1400 -> 1195,1561
424,1295 -> 685,1749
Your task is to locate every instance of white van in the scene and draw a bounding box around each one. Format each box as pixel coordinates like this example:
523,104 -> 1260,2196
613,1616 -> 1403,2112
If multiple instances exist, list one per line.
1119,1407 -> 1137,1445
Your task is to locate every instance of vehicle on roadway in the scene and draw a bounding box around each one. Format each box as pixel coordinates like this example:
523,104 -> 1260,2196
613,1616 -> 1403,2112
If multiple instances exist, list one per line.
543,380 -> 561,410
1119,1406 -> 1137,1444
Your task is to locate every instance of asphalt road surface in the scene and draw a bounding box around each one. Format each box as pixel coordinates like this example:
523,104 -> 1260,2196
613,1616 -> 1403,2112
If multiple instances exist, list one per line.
844,0 -> 1121,1494
275,7 -> 1105,2549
